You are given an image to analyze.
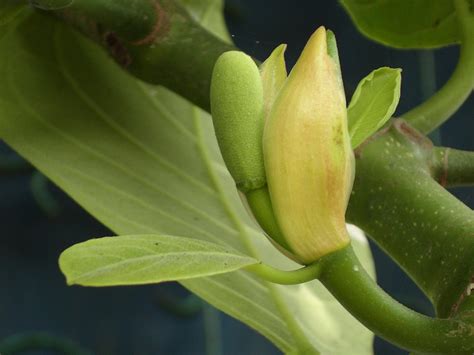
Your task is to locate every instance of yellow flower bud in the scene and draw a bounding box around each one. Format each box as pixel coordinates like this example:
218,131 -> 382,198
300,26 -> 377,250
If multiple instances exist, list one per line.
263,26 -> 355,263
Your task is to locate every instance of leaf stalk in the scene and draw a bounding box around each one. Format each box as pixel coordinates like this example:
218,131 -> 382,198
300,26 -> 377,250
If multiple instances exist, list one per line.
402,0 -> 474,133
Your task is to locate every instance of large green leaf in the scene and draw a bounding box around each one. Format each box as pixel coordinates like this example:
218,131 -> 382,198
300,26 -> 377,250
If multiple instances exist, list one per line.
340,0 -> 461,48
0,6 -> 375,355
348,67 -> 401,149
59,234 -> 258,286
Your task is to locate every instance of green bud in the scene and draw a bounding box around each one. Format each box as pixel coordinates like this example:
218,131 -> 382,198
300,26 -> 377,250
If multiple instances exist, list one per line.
210,50 -> 293,253
260,43 -> 288,119
263,26 -> 355,263
210,51 -> 266,193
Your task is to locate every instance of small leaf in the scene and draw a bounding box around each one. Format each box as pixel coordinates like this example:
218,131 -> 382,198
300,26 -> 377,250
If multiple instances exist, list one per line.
340,0 -> 460,48
260,44 -> 287,119
348,67 -> 401,148
59,235 -> 259,286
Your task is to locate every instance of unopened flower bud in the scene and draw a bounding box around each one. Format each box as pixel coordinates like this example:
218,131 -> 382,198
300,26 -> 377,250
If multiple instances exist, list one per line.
263,26 -> 355,263
210,50 -> 292,253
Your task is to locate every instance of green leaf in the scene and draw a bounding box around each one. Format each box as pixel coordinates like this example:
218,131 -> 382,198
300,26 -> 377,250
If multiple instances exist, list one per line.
260,43 -> 288,119
177,0 -> 231,43
0,5 -> 375,355
59,234 -> 258,286
348,67 -> 402,148
340,0 -> 461,48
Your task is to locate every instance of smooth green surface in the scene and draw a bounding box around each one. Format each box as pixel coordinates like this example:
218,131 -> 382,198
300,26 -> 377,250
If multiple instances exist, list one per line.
60,234 -> 258,286
348,67 -> 401,148
0,1 -> 24,26
247,260 -> 322,285
320,247 -> 474,353
33,0 -> 158,42
245,187 -> 292,253
0,6 -> 375,355
340,0 -> 461,48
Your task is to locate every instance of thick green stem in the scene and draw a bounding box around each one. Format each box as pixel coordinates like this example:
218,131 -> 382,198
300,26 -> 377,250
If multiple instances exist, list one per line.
402,0 -> 474,134
250,244 -> 474,352
318,246 -> 474,353
32,0 -> 158,42
348,120 -> 474,317
35,0 -> 473,121
431,147 -> 474,187
34,0 -> 235,110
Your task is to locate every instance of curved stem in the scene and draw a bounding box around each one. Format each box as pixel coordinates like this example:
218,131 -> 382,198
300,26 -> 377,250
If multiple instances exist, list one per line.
246,261 -> 322,285
319,246 -> 474,353
348,120 -> 474,317
34,0 -> 235,111
432,147 -> 474,187
245,187 -> 292,251
0,332 -> 92,355
31,0 -> 159,43
402,0 -> 474,134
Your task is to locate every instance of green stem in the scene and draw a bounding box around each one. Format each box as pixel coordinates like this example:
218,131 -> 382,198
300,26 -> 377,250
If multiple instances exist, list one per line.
348,120 -> 474,317
245,187 -> 292,252
32,0 -> 158,43
0,332 -> 92,355
203,304 -> 222,355
431,147 -> 474,187
402,0 -> 474,134
246,261 -> 322,285
33,0 -> 235,110
318,246 -> 474,354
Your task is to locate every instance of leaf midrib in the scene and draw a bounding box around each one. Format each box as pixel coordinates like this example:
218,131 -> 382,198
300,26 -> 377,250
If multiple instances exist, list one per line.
65,250 -> 255,284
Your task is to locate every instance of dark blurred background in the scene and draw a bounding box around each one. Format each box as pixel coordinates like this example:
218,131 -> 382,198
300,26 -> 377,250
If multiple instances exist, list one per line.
0,1 -> 472,354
